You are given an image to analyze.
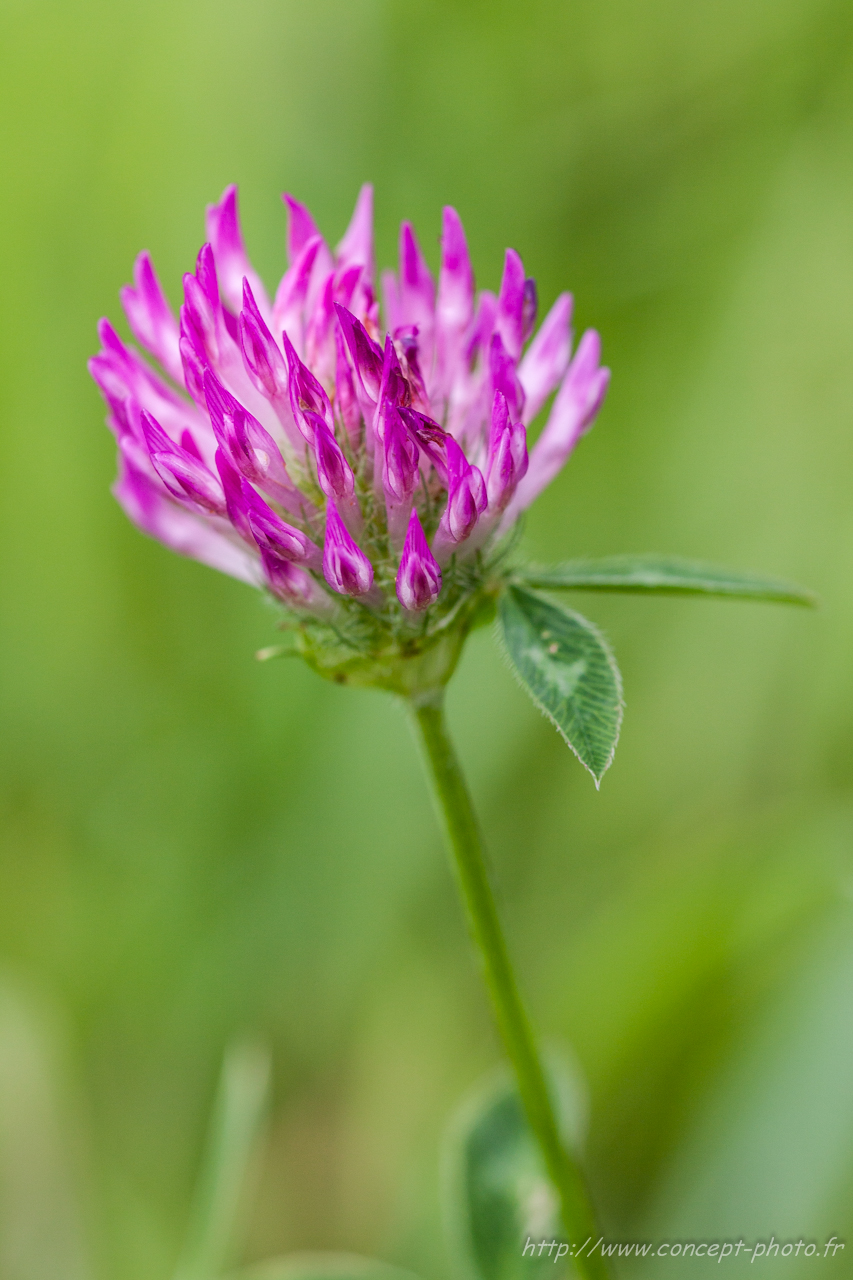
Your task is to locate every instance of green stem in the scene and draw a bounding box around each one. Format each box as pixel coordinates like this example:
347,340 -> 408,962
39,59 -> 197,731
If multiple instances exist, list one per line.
409,693 -> 610,1280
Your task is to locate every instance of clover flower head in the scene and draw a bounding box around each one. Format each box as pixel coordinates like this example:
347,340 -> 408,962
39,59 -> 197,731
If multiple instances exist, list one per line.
90,185 -> 609,693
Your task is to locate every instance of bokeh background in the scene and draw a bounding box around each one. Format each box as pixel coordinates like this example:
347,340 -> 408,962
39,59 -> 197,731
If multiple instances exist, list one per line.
2,1 -> 853,1276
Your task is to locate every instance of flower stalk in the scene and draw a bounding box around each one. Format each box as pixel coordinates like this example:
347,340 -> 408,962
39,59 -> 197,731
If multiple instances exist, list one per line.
409,693 -> 610,1279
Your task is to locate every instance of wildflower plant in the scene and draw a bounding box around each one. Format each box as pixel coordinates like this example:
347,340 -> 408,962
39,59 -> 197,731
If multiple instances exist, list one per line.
91,186 -> 814,1279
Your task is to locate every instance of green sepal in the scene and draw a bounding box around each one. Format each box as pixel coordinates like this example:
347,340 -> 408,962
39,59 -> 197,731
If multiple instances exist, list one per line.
516,555 -> 817,606
497,586 -> 623,787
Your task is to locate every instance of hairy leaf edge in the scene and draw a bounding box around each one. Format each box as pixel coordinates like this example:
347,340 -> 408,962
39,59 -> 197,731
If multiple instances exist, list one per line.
495,586 -> 625,789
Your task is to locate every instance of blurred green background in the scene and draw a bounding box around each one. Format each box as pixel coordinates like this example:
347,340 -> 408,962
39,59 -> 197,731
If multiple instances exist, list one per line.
1,0 -> 853,1276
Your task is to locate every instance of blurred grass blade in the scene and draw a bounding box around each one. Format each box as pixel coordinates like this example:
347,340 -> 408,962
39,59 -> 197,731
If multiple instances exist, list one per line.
174,1043 -> 271,1280
443,1061 -> 587,1280
516,555 -> 817,606
224,1253 -> 420,1280
0,976 -> 92,1280
498,586 -> 623,787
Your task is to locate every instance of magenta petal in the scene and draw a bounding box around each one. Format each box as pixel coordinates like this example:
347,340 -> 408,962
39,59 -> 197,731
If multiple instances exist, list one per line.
90,321 -> 213,465
180,245 -> 258,407
382,406 -> 420,547
281,332 -> 334,440
334,324 -> 362,449
381,268 -> 401,334
435,206 -> 475,405
309,415 -> 362,537
94,319 -> 185,408
304,270 -> 338,386
195,243 -> 220,311
336,184 -> 374,283
239,279 -> 287,398
394,328 -> 429,411
311,417 -> 355,503
488,331 -> 525,422
273,233 -> 326,351
322,501 -> 374,597
437,207 -> 474,331
120,252 -> 184,385
214,446 -> 253,540
206,185 -> 272,321
485,391 -> 528,514
179,325 -> 208,405
204,370 -> 309,517
382,334 -> 409,403
382,408 -> 419,504
180,428 -> 204,461
335,303 -> 385,414
396,222 -> 435,369
495,248 -> 527,362
522,278 -> 538,343
400,223 -> 435,312
115,448 -> 259,585
396,508 -> 441,611
501,329 -> 609,529
215,446 -> 321,572
182,268 -> 220,367
260,549 -> 317,605
445,465 -> 486,541
243,489 -> 321,568
141,410 -> 225,515
433,447 -> 487,564
397,407 -> 448,481
282,193 -> 323,265
517,292 -> 574,425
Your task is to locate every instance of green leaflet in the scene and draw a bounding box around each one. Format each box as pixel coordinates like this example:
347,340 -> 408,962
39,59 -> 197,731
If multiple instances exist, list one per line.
516,554 -> 817,606
444,1064 -> 587,1280
498,587 -> 623,787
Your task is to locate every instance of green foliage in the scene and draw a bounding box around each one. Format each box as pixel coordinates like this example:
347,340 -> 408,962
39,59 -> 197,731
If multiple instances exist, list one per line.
225,1255 -> 419,1280
498,587 -> 623,787
517,556 -> 817,606
444,1065 -> 586,1280
180,1050 -> 419,1280
174,1045 -> 271,1280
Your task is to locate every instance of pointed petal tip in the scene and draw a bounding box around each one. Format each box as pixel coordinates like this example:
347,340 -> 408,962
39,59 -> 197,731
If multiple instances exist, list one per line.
576,327 -> 602,363
132,248 -> 154,279
503,246 -> 524,274
396,507 -> 442,611
205,184 -> 238,240
354,182 -> 373,212
336,184 -> 375,272
440,205 -> 468,251
281,192 -> 324,265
